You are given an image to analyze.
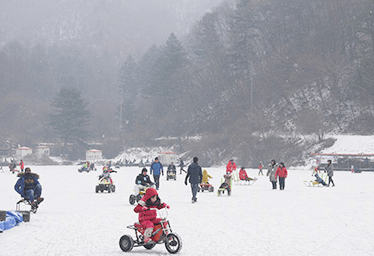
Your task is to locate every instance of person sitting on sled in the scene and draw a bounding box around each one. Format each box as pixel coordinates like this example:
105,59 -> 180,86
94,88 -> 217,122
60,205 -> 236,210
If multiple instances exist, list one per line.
133,188 -> 170,244
219,172 -> 232,195
14,167 -> 44,210
167,162 -> 176,174
99,167 -> 116,184
134,168 -> 155,195
239,167 -> 256,181
314,174 -> 327,186
201,169 -> 212,185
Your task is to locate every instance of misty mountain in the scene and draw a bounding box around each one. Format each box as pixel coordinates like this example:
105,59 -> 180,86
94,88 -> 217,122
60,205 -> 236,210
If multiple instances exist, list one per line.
0,0 -> 223,59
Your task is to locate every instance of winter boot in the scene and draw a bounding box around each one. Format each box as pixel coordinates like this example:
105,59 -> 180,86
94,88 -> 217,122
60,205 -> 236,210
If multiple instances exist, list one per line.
36,197 -> 44,205
143,228 -> 153,244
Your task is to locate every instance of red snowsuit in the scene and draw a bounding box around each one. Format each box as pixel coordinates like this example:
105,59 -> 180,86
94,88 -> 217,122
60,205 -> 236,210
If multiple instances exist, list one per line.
133,188 -> 167,229
226,161 -> 237,173
239,169 -> 249,180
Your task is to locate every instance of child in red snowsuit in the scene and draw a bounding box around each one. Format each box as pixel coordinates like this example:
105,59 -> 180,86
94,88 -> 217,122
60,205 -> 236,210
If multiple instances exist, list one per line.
239,167 -> 255,181
133,188 -> 169,244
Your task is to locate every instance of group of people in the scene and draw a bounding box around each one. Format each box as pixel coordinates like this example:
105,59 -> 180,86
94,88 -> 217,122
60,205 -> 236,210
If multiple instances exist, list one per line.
9,159 -> 24,172
312,160 -> 335,187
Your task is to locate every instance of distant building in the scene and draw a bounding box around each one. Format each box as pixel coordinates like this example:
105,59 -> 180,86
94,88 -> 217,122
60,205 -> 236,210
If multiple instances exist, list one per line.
86,149 -> 102,161
16,147 -> 32,158
35,146 -> 50,157
158,151 -> 178,166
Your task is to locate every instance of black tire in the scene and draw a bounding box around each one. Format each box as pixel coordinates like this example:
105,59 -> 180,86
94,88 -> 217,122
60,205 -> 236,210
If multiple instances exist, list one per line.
119,235 -> 134,252
95,186 -> 99,193
209,186 -> 214,192
108,187 -> 111,193
136,194 -> 142,202
100,189 -> 104,193
129,195 -> 136,205
111,185 -> 116,193
78,169 -> 82,173
144,242 -> 156,250
165,233 -> 182,254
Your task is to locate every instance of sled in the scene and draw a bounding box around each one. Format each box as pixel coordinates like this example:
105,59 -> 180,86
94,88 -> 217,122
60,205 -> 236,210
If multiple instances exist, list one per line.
237,177 -> 258,186
217,177 -> 232,197
304,173 -> 328,187
16,198 -> 37,214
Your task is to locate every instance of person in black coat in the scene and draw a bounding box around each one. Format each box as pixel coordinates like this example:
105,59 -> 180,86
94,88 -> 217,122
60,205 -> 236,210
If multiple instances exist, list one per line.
134,168 -> 154,195
184,157 -> 202,203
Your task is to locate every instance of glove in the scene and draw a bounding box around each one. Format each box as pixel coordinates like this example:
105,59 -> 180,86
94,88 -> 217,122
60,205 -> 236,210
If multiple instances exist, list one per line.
164,204 -> 170,209
184,180 -> 187,186
141,206 -> 149,212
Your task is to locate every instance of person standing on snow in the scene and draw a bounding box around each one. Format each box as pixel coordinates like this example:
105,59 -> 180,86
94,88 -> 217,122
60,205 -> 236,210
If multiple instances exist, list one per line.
226,159 -> 237,174
258,161 -> 263,175
133,188 -> 170,244
267,159 -> 278,189
275,162 -> 288,190
179,158 -> 186,174
19,159 -> 24,172
150,157 -> 163,190
14,167 -> 44,211
325,159 -> 335,187
185,156 -> 202,203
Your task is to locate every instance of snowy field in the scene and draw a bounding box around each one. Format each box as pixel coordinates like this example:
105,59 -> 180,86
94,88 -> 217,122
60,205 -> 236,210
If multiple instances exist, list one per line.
1,165 -> 374,256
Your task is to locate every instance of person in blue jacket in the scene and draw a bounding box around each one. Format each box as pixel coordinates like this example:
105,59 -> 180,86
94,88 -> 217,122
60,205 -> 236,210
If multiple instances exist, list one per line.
150,157 -> 164,190
184,156 -> 203,203
14,167 -> 44,210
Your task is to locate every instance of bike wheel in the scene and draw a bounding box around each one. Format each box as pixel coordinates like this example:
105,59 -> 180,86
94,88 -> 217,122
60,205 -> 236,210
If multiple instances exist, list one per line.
165,233 -> 182,254
129,195 -> 136,205
119,235 -> 134,252
144,242 -> 156,250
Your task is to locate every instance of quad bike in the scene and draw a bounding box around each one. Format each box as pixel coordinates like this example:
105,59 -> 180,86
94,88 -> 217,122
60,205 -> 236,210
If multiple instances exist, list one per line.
129,184 -> 151,205
78,166 -> 90,173
198,183 -> 214,192
119,209 -> 182,254
96,177 -> 115,193
166,170 -> 176,181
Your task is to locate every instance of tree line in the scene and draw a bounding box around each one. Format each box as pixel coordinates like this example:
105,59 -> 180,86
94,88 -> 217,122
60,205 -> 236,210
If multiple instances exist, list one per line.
0,0 -> 373,165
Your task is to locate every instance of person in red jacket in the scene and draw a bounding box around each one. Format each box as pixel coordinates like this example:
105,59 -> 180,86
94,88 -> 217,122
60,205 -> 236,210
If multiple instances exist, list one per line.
239,167 -> 256,182
275,162 -> 288,190
19,160 -> 24,172
133,188 -> 169,244
226,159 -> 237,173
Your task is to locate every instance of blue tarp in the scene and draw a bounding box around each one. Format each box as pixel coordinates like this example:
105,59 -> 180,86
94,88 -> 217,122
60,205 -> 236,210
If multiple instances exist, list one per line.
0,211 -> 23,232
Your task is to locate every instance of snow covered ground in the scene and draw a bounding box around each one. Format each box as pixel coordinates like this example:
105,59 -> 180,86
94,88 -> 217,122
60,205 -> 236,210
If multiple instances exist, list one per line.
1,164 -> 373,256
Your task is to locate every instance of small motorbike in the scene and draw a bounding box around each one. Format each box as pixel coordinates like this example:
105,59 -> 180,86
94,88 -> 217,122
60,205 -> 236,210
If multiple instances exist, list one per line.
166,169 -> 176,181
119,209 -> 182,254
129,184 -> 152,205
198,183 -> 214,192
95,177 -> 115,193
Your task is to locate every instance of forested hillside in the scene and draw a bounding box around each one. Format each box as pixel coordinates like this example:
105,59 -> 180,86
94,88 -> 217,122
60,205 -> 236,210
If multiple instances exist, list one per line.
1,0 -> 373,166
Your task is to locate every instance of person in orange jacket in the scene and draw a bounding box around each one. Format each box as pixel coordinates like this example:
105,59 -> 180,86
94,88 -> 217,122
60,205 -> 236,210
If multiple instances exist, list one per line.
226,159 -> 237,174
275,162 -> 288,190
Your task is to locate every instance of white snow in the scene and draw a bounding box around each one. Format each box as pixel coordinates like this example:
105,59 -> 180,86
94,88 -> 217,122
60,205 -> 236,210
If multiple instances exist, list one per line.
1,165 -> 374,256
321,135 -> 374,154
1,135 -> 374,256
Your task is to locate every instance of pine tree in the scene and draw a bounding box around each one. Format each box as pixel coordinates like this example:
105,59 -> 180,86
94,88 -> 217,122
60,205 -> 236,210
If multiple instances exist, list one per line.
48,87 -> 91,157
